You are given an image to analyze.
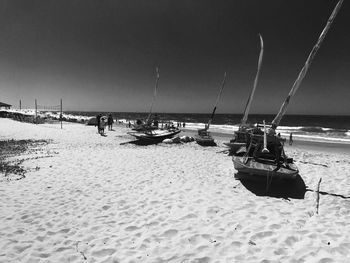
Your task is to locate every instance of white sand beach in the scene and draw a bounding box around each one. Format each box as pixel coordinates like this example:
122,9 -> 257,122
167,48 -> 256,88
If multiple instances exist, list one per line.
1,118 -> 350,262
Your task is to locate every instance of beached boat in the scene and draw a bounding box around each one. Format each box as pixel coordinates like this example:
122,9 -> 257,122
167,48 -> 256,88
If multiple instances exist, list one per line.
233,157 -> 299,181
233,0 -> 343,181
233,129 -> 298,181
128,128 -> 181,143
124,67 -> 182,144
195,129 -> 216,146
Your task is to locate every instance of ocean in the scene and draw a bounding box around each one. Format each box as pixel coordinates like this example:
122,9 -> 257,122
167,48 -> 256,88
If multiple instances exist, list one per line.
66,111 -> 350,144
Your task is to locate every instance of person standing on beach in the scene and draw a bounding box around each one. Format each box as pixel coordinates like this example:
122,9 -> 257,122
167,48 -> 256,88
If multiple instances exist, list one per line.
107,114 -> 113,131
96,114 -> 101,134
99,116 -> 106,135
289,133 -> 293,145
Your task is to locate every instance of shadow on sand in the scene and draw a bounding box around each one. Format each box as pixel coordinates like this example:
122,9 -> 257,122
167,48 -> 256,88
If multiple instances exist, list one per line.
236,173 -> 307,200
120,139 -> 161,146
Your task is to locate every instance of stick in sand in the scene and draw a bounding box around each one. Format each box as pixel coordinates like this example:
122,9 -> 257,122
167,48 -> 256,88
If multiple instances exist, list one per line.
316,177 -> 322,214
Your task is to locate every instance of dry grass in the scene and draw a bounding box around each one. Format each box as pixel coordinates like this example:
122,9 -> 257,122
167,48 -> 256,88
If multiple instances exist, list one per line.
0,139 -> 52,181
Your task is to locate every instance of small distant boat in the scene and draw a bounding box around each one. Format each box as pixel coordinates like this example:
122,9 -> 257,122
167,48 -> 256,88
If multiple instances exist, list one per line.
196,72 -> 226,147
195,129 -> 216,146
124,67 -> 182,145
128,128 -> 181,143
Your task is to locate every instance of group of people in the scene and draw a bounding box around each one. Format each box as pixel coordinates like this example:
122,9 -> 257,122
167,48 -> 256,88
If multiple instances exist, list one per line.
96,114 -> 114,136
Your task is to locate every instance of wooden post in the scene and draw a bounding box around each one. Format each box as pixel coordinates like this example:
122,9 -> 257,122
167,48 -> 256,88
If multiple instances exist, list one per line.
20,100 -> 21,110
60,99 -> 63,129
316,177 -> 322,214
35,99 -> 37,124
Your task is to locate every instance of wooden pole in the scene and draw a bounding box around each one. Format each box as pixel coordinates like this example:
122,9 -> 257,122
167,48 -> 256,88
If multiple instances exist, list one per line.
60,99 -> 63,129
35,99 -> 37,124
146,67 -> 160,124
272,0 -> 344,127
316,177 -> 322,214
206,72 -> 227,130
19,100 -> 21,110
241,34 -> 264,126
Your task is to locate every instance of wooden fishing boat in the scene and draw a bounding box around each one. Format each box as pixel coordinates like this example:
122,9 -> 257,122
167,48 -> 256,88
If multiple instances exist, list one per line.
232,0 -> 343,182
128,128 -> 181,143
233,156 -> 299,181
195,129 -> 216,146
233,128 -> 298,181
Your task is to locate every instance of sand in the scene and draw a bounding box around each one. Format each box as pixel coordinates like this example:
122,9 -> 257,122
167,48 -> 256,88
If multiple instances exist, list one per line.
0,118 -> 349,262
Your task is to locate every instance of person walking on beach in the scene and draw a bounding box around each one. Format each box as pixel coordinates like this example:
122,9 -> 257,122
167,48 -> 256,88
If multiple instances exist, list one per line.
107,114 -> 113,131
289,132 -> 293,145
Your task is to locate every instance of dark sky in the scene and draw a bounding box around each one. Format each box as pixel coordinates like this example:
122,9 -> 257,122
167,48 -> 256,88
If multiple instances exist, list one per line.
0,0 -> 349,114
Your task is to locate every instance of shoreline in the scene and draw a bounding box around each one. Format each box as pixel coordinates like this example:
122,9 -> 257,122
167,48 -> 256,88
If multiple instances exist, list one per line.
180,127 -> 350,153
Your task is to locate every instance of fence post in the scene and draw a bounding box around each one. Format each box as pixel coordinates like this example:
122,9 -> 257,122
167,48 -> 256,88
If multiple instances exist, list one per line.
20,100 -> 21,110
60,99 -> 63,129
35,99 -> 37,124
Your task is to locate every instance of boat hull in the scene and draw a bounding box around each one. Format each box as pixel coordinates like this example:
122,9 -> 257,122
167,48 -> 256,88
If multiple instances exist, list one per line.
129,129 -> 181,143
233,156 -> 298,181
195,136 -> 216,146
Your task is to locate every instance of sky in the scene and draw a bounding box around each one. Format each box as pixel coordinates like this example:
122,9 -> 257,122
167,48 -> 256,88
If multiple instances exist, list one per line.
0,0 -> 349,115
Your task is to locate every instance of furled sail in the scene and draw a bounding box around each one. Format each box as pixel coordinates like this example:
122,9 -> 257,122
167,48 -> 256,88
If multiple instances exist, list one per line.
146,67 -> 160,124
206,72 -> 227,130
272,0 -> 344,127
241,34 -> 264,126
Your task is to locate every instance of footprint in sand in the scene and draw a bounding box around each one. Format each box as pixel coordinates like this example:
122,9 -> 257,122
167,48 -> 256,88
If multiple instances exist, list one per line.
14,229 -> 25,235
162,229 -> 178,238
192,256 -> 210,263
188,235 -> 200,245
269,224 -> 281,230
59,228 -> 70,234
102,205 -> 111,211
250,230 -> 274,240
284,236 -> 298,247
125,226 -> 139,232
181,213 -> 198,220
91,248 -> 116,257
14,245 -> 31,253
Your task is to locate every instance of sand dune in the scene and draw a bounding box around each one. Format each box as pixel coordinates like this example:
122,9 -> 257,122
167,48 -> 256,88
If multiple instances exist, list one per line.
0,118 -> 349,262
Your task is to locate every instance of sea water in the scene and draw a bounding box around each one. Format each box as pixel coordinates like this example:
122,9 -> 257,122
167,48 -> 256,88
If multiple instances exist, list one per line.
66,112 -> 350,144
